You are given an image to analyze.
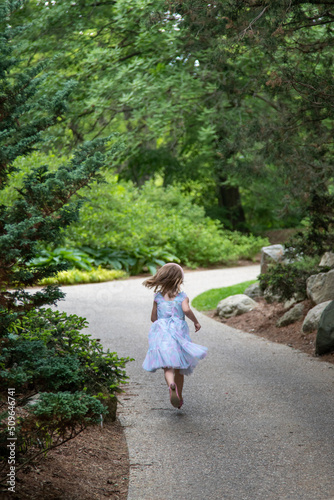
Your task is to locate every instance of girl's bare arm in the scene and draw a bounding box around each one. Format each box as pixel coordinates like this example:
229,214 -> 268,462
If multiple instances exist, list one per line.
151,301 -> 158,322
182,297 -> 201,331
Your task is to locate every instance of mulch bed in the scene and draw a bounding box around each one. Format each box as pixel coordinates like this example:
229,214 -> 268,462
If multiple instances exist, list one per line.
205,297 -> 334,364
8,419 -> 129,500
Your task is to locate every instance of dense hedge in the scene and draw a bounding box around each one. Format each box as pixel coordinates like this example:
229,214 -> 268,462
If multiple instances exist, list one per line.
65,174 -> 268,267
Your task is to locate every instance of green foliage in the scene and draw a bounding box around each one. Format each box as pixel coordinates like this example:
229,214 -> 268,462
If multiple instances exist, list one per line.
6,0 -> 303,232
30,247 -> 94,271
0,391 -> 107,474
39,267 -> 126,285
4,308 -> 131,395
65,175 -> 267,268
285,192 -> 334,259
29,391 -> 106,425
0,4 -> 128,476
192,280 -> 258,311
80,245 -> 179,275
0,11 -> 121,329
258,259 -> 321,302
259,190 -> 334,301
0,308 -> 132,474
8,0 -> 334,235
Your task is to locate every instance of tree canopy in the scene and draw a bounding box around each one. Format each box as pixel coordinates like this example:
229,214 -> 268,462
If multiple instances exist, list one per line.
5,0 -> 334,232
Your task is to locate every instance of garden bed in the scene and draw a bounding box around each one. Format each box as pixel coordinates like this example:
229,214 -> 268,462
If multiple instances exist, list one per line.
205,298 -> 334,364
12,419 -> 129,500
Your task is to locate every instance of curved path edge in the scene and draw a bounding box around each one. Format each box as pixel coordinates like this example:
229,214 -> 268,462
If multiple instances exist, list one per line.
57,266 -> 334,500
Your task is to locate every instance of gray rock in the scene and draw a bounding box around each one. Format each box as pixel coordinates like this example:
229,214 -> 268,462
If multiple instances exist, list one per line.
25,394 -> 40,407
302,301 -> 332,333
316,300 -> 334,355
283,297 -> 297,310
276,303 -> 305,328
319,252 -> 334,268
260,244 -> 285,274
244,282 -> 262,300
306,269 -> 334,304
284,292 -> 307,310
216,294 -> 258,319
264,287 -> 281,304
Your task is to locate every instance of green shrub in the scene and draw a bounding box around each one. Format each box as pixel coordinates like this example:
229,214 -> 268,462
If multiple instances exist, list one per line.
0,308 -> 132,474
65,175 -> 268,267
0,392 -> 107,470
259,258 -> 322,302
79,245 -> 179,275
4,308 -> 131,395
258,191 -> 334,301
30,247 -> 95,271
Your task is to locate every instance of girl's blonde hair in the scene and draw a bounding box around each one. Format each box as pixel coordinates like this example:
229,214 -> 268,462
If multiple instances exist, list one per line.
143,263 -> 184,298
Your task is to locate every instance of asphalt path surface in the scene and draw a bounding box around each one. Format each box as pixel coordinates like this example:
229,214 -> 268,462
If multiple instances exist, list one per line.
57,266 -> 334,500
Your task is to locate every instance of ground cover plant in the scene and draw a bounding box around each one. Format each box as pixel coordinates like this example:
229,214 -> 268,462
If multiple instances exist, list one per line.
192,280 -> 258,311
39,268 -> 126,286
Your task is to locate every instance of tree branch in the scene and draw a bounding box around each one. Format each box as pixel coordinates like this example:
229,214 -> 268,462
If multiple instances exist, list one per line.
240,6 -> 269,39
253,93 -> 280,111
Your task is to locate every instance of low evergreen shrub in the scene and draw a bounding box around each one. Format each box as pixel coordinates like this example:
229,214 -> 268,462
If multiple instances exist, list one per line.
259,258 -> 323,302
0,308 -> 132,478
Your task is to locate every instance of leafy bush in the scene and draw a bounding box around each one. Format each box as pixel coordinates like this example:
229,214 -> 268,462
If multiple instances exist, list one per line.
258,190 -> 334,301
39,267 -> 126,285
259,258 -> 322,302
5,308 -> 131,396
65,175 -> 268,267
30,247 -> 95,271
0,308 -> 132,477
79,245 -> 179,275
0,391 -> 107,476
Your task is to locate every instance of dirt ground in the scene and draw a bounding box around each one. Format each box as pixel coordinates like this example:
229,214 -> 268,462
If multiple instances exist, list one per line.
9,419 -> 129,500
206,297 -> 334,365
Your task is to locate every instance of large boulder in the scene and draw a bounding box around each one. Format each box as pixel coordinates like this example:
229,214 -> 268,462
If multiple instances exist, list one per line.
316,300 -> 334,355
260,244 -> 284,274
302,301 -> 332,333
217,294 -> 258,319
319,252 -> 334,268
244,282 -> 262,300
306,270 -> 334,305
276,303 -> 305,327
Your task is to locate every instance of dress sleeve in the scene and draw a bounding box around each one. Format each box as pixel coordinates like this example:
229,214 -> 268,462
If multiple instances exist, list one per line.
177,291 -> 187,302
154,292 -> 162,303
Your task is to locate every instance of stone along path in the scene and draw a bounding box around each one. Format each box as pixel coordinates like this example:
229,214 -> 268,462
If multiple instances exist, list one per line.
57,266 -> 334,500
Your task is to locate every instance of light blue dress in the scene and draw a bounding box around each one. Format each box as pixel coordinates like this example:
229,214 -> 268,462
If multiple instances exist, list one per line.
142,291 -> 208,375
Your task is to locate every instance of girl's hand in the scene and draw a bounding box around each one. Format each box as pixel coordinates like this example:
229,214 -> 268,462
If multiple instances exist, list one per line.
194,322 -> 201,332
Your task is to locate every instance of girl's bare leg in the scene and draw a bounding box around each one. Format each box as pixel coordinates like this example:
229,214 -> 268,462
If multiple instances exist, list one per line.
174,369 -> 184,399
163,368 -> 175,387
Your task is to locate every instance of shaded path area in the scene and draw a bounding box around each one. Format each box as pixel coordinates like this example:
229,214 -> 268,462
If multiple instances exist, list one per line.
57,266 -> 334,500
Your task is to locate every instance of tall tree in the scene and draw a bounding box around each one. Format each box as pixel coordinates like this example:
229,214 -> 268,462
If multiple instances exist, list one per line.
0,0 -> 117,331
10,0 -> 332,231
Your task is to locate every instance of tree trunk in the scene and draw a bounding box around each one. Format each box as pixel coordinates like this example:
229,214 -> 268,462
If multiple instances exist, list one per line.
218,177 -> 247,231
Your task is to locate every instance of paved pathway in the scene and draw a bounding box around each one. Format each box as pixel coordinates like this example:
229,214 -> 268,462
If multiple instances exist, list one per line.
57,266 -> 334,500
